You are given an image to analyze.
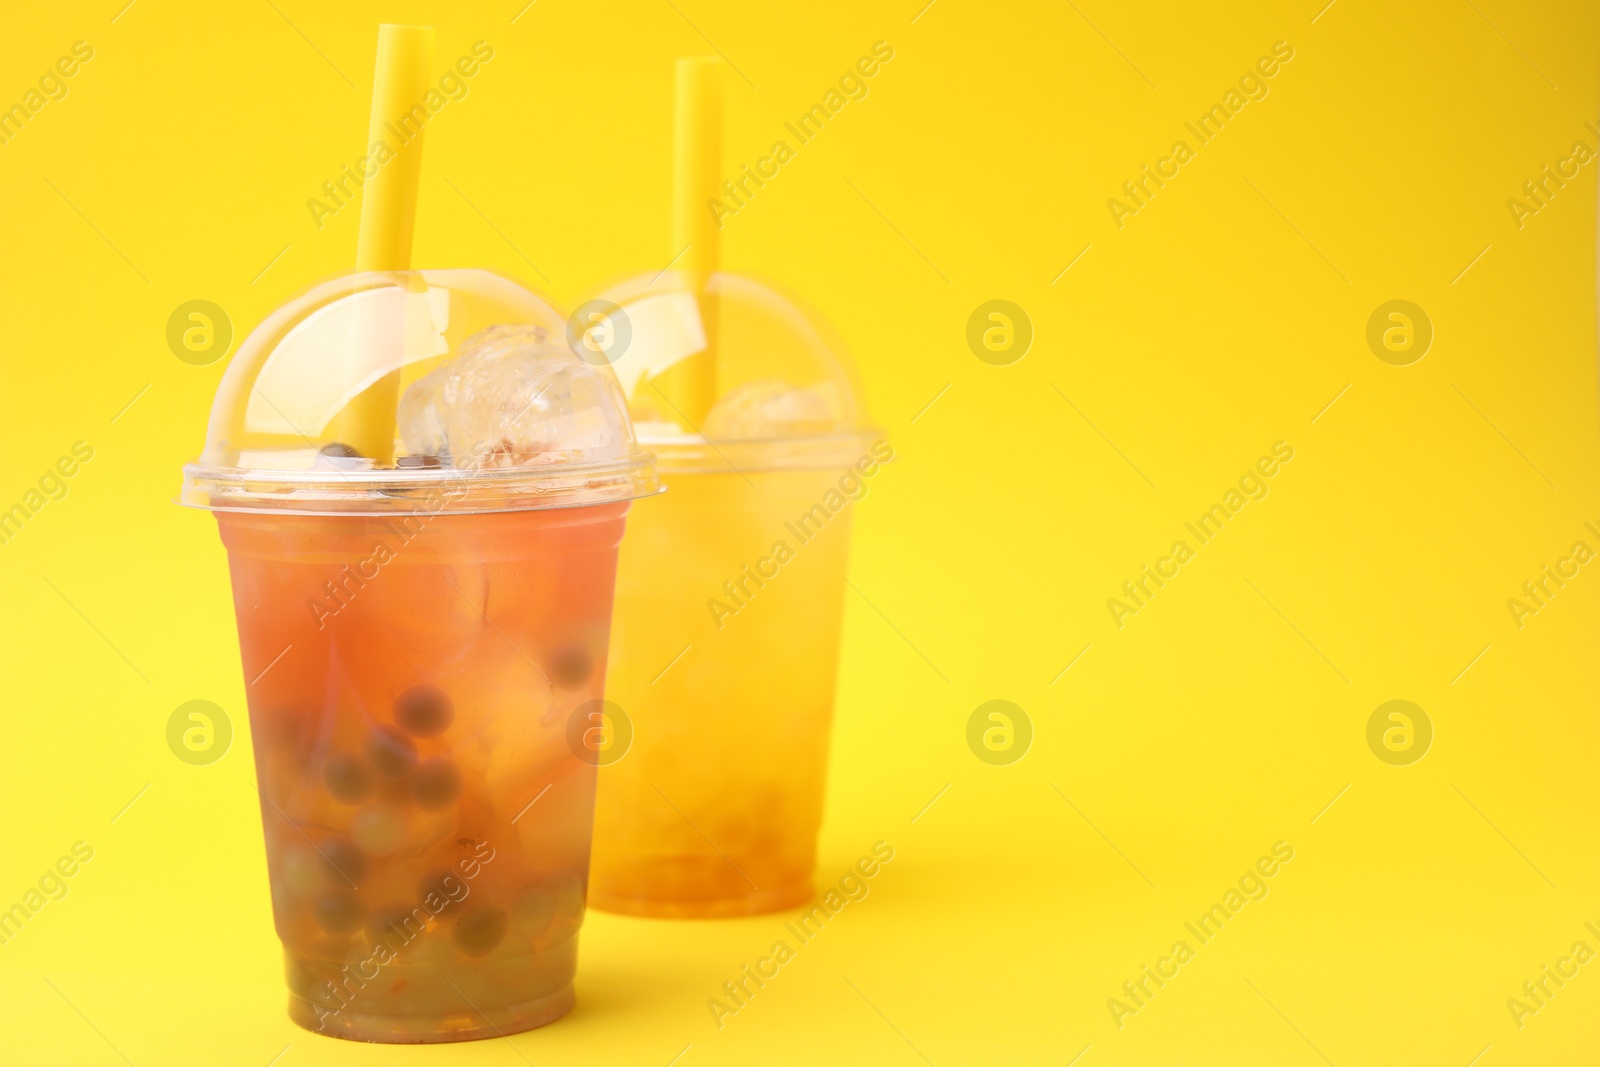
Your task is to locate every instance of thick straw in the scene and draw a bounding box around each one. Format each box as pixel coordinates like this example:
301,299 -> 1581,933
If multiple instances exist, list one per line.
651,56 -> 722,428
331,24 -> 436,463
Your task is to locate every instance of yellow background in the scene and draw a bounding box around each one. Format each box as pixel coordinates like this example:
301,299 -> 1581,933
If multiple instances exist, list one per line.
2,0 -> 1598,1063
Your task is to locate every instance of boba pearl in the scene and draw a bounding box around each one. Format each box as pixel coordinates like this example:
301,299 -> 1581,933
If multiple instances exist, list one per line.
351,803 -> 409,856
366,726 -> 418,779
319,442 -> 362,458
280,845 -> 324,897
411,757 -> 463,810
452,906 -> 508,957
313,891 -> 365,934
317,837 -> 367,885
394,685 -> 455,736
323,753 -> 375,804
547,644 -> 593,689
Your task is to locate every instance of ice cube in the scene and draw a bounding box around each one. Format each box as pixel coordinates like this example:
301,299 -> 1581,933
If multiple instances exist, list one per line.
397,361 -> 452,458
702,379 -> 839,439
399,325 -> 634,468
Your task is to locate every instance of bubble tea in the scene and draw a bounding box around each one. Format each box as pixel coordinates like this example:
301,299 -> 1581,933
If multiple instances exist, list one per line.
579,59 -> 882,918
582,271 -> 882,917
183,270 -> 656,1041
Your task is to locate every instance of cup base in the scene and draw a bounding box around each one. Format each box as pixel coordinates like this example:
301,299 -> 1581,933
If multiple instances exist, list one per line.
287,981 -> 575,1044
589,879 -> 813,919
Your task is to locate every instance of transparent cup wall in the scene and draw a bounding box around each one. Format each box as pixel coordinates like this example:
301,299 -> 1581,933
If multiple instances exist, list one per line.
183,269 -> 655,1040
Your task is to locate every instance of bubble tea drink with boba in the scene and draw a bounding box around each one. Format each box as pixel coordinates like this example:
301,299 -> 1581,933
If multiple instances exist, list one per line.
180,26 -> 656,1043
584,58 -> 883,918
184,273 -> 654,1040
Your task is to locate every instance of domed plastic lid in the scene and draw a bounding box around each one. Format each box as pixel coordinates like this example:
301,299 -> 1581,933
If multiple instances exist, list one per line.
578,272 -> 876,473
182,269 -> 658,514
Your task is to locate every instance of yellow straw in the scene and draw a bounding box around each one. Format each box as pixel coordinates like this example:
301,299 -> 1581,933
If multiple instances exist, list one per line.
331,24 -> 435,463
652,56 -> 722,428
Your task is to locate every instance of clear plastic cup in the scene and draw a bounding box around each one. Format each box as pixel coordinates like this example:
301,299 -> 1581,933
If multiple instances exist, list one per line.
182,269 -> 656,1041
580,272 -> 883,917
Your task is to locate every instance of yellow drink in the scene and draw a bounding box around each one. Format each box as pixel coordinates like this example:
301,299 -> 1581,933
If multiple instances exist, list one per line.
592,464 -> 858,916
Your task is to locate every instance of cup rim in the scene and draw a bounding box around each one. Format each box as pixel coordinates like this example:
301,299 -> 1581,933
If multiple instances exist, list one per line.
179,450 -> 660,516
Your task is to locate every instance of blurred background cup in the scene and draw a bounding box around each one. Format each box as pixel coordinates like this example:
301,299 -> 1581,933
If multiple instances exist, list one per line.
583,56 -> 882,918
585,267 -> 881,917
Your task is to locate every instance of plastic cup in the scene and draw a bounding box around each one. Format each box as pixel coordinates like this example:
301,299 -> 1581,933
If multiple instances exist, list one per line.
182,269 -> 656,1041
579,271 -> 882,917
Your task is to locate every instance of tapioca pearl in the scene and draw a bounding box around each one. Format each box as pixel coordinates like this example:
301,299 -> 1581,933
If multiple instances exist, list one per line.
317,837 -> 367,885
394,685 -> 455,737
281,845 -> 325,897
366,726 -> 418,780
319,442 -> 362,458
452,906 -> 508,957
313,891 -> 365,934
323,754 -> 375,804
351,803 -> 409,856
546,644 -> 593,689
412,757 -> 463,810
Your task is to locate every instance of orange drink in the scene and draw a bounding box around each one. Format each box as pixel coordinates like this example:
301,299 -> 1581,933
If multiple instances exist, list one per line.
220,505 -> 625,1040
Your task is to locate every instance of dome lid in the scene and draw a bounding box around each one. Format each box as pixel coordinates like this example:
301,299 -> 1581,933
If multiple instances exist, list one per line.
577,271 -> 876,473
181,269 -> 657,514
